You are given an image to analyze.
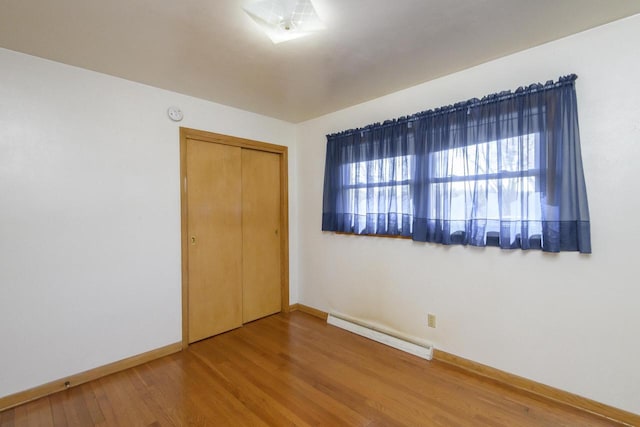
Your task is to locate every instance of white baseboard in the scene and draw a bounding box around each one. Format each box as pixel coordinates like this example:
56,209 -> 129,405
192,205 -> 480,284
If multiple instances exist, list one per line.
327,313 -> 433,360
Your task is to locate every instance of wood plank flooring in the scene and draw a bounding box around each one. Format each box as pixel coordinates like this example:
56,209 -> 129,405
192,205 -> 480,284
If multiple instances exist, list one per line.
0,312 -> 622,426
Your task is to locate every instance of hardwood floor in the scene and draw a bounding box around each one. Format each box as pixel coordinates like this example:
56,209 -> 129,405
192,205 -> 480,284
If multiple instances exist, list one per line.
0,312 -> 622,426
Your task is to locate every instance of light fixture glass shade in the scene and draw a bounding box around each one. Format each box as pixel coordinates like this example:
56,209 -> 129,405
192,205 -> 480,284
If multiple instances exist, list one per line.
243,0 -> 325,44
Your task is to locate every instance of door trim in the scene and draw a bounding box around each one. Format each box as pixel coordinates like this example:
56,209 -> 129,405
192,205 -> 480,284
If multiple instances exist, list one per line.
180,127 -> 290,349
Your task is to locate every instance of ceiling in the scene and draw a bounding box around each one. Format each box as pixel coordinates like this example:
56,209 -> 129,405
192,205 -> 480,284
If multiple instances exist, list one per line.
1,1 -> 639,123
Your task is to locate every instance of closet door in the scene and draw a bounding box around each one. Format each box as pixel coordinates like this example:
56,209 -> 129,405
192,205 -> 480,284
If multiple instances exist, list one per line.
241,149 -> 282,323
186,139 -> 242,343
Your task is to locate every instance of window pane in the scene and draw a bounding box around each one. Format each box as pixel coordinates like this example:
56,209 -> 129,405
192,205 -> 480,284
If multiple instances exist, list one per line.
430,133 -> 538,178
341,155 -> 414,234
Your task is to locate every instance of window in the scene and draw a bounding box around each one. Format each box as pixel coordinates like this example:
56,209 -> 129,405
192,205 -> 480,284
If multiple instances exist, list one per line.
342,154 -> 414,234
428,133 -> 543,246
323,75 -> 591,253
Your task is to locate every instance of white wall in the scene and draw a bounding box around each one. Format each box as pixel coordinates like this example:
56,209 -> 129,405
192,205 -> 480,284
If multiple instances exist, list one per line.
0,48 -> 297,398
296,15 -> 640,414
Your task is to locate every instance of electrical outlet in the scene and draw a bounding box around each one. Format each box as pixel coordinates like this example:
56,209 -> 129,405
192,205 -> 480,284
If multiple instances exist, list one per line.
427,313 -> 436,328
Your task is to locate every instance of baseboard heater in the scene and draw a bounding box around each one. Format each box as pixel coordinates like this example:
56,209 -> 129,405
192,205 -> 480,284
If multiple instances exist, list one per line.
327,313 -> 433,360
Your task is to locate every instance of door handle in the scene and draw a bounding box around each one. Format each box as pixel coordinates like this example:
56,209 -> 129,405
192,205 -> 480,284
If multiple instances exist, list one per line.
191,236 -> 197,245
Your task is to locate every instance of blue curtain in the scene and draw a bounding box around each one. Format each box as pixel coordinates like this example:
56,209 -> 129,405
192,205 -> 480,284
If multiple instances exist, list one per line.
322,75 -> 591,253
322,122 -> 415,236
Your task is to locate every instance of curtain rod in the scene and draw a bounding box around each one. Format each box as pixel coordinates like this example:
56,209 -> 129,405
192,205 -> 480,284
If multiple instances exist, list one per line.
327,74 -> 577,139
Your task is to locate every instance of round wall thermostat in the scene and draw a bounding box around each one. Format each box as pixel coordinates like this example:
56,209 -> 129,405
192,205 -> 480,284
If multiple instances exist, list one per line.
167,106 -> 183,122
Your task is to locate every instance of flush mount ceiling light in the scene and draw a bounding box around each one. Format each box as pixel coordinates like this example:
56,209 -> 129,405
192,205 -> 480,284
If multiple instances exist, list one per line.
243,0 -> 325,44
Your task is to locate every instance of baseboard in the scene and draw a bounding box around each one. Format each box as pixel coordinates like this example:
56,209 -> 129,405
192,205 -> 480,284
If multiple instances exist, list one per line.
0,341 -> 182,412
433,350 -> 640,426
289,303 -> 328,320
290,304 -> 639,426
327,313 -> 433,360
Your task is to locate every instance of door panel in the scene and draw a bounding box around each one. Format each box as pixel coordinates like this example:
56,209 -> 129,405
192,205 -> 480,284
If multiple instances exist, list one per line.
242,149 -> 281,323
187,139 -> 242,342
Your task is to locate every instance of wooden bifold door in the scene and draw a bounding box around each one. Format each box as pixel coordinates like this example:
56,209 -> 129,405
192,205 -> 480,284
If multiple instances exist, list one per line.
180,128 -> 289,345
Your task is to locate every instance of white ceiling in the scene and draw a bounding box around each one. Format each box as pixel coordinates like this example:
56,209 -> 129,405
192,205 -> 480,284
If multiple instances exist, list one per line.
1,1 -> 639,123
